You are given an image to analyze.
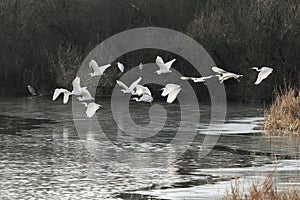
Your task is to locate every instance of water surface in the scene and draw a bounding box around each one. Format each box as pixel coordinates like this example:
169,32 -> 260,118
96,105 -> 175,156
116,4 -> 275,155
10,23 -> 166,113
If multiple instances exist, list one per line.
0,97 -> 299,199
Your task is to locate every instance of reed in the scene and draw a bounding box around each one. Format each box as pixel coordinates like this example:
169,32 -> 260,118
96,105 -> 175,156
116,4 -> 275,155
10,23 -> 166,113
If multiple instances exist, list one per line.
223,173 -> 300,200
263,89 -> 300,135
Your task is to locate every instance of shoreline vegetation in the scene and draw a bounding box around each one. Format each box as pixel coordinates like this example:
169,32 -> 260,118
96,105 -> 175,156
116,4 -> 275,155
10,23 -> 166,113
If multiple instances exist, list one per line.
0,0 -> 299,102
223,173 -> 300,200
263,88 -> 300,135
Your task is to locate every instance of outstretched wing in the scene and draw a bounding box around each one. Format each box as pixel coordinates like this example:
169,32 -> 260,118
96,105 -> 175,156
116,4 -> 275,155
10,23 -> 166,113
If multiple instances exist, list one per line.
89,60 -> 99,73
212,66 -> 227,74
135,85 -> 152,96
116,80 -> 129,90
165,59 -> 176,70
167,87 -> 181,103
63,92 -> 70,104
53,88 -> 67,100
53,88 -> 70,104
161,84 -> 180,97
156,56 -> 164,65
80,87 -> 93,99
72,76 -> 81,95
202,75 -> 214,80
156,56 -> 167,71
98,64 -> 111,74
129,77 -> 142,90
86,103 -> 101,118
180,77 -> 194,81
192,77 -> 205,82
142,86 -> 152,96
161,87 -> 171,97
255,70 -> 271,85
117,62 -> 125,72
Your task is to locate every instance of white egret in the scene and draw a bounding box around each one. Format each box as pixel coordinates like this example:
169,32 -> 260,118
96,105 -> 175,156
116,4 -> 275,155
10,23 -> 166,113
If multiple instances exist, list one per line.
116,77 -> 142,94
133,85 -> 152,96
117,62 -> 125,72
139,63 -> 143,71
88,60 -> 111,77
212,66 -> 243,83
52,76 -> 81,103
132,94 -> 153,103
82,102 -> 101,118
181,75 -> 214,83
27,85 -> 37,96
71,76 -> 94,101
160,84 -> 181,103
252,67 -> 273,85
77,87 -> 94,101
52,88 -> 71,104
155,56 -> 176,74
53,76 -> 94,103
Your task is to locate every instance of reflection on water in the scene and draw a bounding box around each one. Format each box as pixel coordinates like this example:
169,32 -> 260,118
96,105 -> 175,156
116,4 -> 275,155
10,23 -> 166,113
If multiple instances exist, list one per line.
0,97 -> 299,199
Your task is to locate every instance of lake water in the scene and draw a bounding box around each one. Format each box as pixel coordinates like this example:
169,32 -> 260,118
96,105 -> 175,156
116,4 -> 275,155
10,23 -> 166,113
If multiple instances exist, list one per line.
0,97 -> 299,199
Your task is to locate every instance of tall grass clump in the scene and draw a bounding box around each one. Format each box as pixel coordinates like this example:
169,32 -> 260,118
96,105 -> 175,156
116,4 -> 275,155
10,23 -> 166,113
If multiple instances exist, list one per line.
223,174 -> 300,200
263,89 -> 300,135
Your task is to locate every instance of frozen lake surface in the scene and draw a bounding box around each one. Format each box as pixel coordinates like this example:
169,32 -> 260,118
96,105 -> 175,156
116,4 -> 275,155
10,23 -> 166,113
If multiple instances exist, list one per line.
0,97 -> 299,199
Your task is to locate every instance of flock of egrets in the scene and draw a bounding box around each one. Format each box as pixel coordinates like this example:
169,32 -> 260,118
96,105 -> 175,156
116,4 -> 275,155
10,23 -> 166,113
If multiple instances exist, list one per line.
51,56 -> 273,118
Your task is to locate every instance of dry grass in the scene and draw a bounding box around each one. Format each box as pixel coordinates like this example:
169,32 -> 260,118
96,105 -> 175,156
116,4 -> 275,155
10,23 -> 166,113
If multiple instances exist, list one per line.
263,89 -> 300,135
223,173 -> 300,200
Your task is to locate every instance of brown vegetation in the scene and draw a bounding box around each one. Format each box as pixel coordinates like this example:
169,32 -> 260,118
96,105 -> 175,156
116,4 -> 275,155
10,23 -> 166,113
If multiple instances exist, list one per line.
263,89 -> 300,135
0,0 -> 299,100
223,173 -> 300,200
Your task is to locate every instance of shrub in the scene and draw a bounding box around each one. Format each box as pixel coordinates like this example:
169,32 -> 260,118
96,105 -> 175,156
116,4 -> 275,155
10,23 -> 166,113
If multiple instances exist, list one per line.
263,89 -> 300,135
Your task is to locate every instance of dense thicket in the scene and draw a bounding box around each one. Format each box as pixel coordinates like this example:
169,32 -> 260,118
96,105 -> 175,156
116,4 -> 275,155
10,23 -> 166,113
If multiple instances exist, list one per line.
0,0 -> 299,101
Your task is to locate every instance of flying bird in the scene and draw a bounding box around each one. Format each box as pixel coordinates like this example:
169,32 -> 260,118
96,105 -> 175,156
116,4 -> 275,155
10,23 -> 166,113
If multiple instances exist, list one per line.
71,76 -> 94,101
116,77 -> 142,94
252,67 -> 273,85
77,87 -> 94,101
52,76 -> 82,104
53,76 -> 94,104
212,66 -> 243,83
27,85 -> 37,96
117,62 -> 125,72
133,85 -> 152,96
160,84 -> 181,103
181,75 -> 214,83
82,102 -> 101,118
132,94 -> 153,103
155,56 -> 176,74
88,59 -> 111,77
52,88 -> 71,104
139,63 -> 143,71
